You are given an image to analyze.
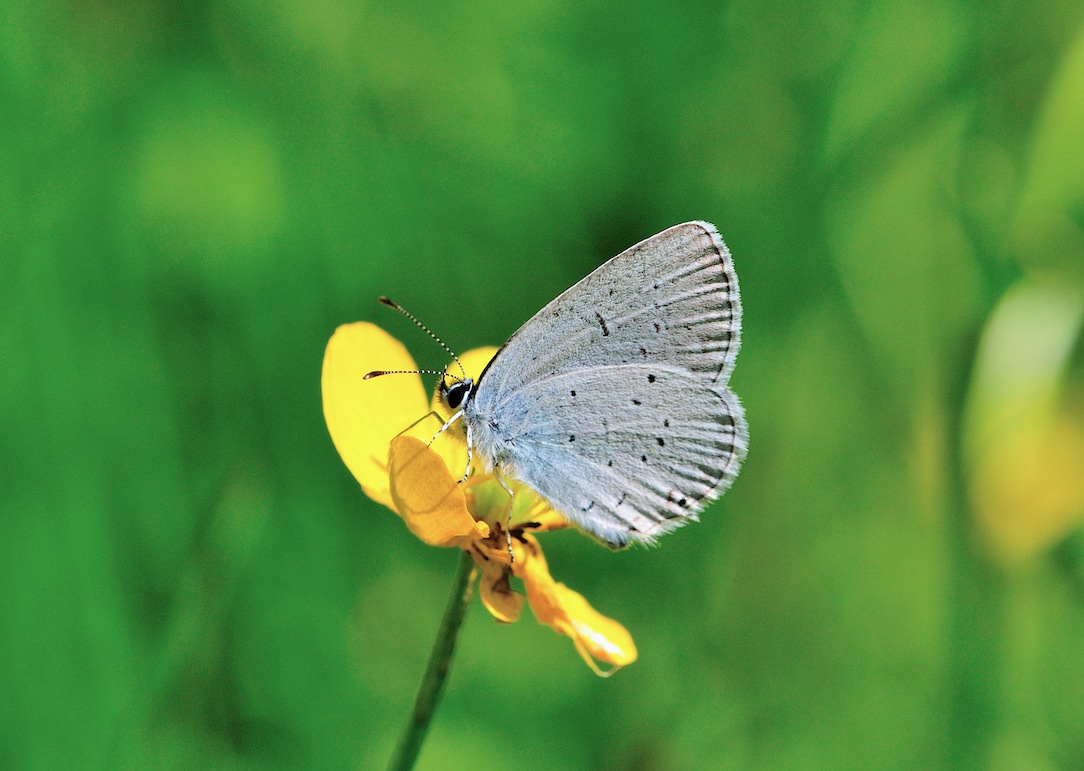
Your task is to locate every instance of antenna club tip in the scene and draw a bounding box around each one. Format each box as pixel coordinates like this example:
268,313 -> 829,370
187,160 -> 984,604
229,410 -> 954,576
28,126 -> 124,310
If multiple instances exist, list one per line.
363,371 -> 383,380
378,296 -> 397,308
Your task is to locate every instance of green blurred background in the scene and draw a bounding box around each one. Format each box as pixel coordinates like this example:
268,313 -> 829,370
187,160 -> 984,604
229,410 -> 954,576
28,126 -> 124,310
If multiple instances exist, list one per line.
4,1 -> 1084,768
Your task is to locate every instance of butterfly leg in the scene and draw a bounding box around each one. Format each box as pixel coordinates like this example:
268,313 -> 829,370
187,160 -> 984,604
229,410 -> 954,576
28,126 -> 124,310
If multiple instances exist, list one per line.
460,422 -> 473,483
423,409 -> 474,483
395,410 -> 446,440
427,408 -> 463,446
493,466 -> 515,561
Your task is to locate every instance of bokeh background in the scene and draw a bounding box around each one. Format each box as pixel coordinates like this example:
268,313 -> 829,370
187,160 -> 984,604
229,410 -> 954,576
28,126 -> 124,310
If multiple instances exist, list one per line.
4,1 -> 1084,768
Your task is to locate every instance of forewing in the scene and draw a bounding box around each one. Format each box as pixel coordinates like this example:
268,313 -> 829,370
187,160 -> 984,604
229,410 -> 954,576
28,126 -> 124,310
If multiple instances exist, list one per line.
495,365 -> 748,548
478,222 -> 741,399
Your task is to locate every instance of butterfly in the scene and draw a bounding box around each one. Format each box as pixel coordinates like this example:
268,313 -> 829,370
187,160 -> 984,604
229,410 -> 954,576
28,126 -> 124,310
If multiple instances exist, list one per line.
429,222 -> 747,548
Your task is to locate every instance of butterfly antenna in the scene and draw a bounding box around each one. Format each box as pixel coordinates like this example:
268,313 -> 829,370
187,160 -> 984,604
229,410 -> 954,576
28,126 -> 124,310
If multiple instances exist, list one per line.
379,296 -> 467,380
363,368 -> 454,381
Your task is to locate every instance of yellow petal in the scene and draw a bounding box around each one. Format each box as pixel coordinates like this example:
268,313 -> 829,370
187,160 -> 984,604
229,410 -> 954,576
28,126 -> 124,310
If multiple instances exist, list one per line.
478,561 -> 525,623
322,323 -> 431,510
551,584 -> 638,675
389,436 -> 487,547
516,535 -> 637,674
462,469 -> 565,531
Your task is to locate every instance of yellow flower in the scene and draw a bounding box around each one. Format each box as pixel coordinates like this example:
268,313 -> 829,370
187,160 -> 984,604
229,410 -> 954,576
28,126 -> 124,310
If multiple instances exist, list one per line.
322,322 -> 637,674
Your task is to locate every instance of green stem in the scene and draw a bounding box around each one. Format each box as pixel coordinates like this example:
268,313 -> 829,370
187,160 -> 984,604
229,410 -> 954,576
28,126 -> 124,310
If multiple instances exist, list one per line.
387,550 -> 477,771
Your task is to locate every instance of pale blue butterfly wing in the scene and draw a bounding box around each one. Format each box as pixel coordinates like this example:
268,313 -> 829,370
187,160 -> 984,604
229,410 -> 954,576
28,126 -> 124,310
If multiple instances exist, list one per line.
475,222 -> 741,394
475,365 -> 746,547
462,221 -> 747,547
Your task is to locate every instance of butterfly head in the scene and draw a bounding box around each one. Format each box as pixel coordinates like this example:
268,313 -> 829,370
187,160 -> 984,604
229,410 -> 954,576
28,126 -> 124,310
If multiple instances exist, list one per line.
440,375 -> 475,411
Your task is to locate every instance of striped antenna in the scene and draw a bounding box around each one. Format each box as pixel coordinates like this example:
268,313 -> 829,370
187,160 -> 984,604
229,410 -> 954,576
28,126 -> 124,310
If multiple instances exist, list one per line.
363,368 -> 455,381
371,296 -> 467,380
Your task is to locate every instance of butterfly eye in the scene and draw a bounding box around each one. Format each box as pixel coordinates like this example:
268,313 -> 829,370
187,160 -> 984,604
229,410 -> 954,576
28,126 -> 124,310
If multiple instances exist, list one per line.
445,380 -> 472,410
